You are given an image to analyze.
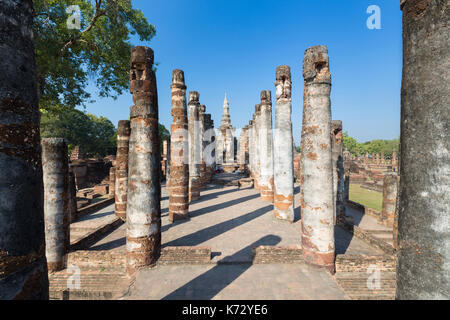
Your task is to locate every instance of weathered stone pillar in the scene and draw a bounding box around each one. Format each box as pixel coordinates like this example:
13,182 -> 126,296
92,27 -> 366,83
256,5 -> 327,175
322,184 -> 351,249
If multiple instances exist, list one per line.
203,114 -> 215,182
0,0 -> 49,299
108,167 -> 115,199
259,91 -> 274,202
392,150 -> 398,168
199,105 -> 207,188
301,45 -> 335,273
364,152 -> 369,165
169,70 -> 189,222
188,91 -> 201,201
331,120 -> 345,223
248,118 -> 255,178
42,138 -> 70,273
381,173 -> 398,227
344,174 -> 350,202
396,0 -> 449,300
68,167 -> 78,222
239,126 -> 248,172
254,104 -> 261,190
162,140 -> 169,180
273,66 -> 294,221
126,46 -> 161,275
115,120 -> 130,221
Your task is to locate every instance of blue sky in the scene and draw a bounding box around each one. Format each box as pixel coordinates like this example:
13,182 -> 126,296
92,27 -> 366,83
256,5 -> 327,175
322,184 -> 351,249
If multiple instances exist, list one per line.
82,0 -> 402,144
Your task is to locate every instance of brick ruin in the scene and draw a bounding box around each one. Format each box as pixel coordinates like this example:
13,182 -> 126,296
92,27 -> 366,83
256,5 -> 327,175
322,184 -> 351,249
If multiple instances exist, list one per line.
0,0 -> 448,301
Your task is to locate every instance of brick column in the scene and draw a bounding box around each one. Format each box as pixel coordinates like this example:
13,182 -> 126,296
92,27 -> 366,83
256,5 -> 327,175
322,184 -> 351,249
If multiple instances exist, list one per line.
254,104 -> 261,190
396,0 -> 449,300
42,138 -> 70,273
188,91 -> 201,201
381,173 -> 398,227
108,166 -> 115,199
248,118 -> 255,179
199,105 -> 207,188
0,0 -> 49,299
203,114 -> 215,182
115,120 -> 130,221
259,91 -> 274,202
331,120 -> 345,223
69,167 -> 78,222
301,45 -> 335,273
169,70 -> 189,222
273,66 -> 294,221
126,46 -> 161,275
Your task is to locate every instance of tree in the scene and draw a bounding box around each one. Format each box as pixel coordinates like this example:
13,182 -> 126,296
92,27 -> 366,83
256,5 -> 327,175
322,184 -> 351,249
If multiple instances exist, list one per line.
342,131 -> 399,158
34,0 -> 156,112
41,107 -> 116,157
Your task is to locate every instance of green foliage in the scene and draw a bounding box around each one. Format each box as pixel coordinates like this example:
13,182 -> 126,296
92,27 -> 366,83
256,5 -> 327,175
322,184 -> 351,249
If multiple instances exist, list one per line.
40,107 -> 116,157
34,0 -> 156,112
342,131 -> 399,158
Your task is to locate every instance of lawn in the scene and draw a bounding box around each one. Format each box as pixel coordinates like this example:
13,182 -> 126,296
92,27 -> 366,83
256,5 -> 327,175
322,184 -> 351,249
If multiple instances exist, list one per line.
349,184 -> 383,212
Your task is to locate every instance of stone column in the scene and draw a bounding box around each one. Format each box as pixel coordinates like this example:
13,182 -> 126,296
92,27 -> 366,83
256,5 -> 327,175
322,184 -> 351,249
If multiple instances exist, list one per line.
259,91 -> 274,202
203,114 -> 215,182
108,167 -> 115,199
396,0 -> 449,300
344,174 -> 350,202
331,120 -> 345,223
254,105 -> 261,189
115,120 -> 130,221
69,167 -> 78,222
239,126 -> 248,172
301,45 -> 335,273
188,91 -> 201,201
273,65 -> 294,221
169,69 -> 189,222
126,46 -> 161,275
42,138 -> 70,273
248,119 -> 254,178
162,140 -> 168,180
392,150 -> 398,168
0,0 -> 49,299
199,105 -> 207,188
381,173 -> 398,227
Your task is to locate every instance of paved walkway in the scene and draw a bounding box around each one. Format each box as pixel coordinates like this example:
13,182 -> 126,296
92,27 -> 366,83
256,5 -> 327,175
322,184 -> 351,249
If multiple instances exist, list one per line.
80,177 -> 387,300
89,184 -> 383,258
123,264 -> 348,300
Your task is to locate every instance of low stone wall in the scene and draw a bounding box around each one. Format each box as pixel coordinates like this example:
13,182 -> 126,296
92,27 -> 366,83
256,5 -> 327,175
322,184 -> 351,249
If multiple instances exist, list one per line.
335,254 -> 397,300
158,247 -> 212,265
252,245 -> 304,264
67,250 -> 126,271
70,217 -> 123,251
361,182 -> 383,193
335,254 -> 396,273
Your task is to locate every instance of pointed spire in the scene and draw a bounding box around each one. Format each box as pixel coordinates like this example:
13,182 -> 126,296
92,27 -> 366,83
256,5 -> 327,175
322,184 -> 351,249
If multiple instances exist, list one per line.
224,92 -> 229,106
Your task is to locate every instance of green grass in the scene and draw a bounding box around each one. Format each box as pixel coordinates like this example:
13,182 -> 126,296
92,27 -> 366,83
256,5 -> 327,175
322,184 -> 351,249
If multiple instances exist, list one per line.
349,184 -> 383,212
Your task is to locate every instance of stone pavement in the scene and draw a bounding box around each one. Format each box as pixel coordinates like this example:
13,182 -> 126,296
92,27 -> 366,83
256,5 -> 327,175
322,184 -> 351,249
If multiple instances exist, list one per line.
122,264 -> 348,300
89,184 -> 383,259
80,179 -> 387,300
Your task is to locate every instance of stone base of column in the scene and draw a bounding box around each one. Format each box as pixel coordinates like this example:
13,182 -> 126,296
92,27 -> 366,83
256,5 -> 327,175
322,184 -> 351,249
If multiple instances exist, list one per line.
302,243 -> 335,274
254,176 -> 260,190
274,193 -> 294,222
169,193 -> 189,222
126,235 -> 161,276
189,177 -> 201,202
260,183 -> 274,202
115,202 -> 127,222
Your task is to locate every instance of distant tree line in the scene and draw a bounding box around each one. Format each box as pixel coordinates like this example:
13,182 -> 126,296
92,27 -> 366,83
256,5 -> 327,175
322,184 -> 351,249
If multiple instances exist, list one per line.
41,107 -> 170,158
294,132 -> 400,159
342,132 -> 399,158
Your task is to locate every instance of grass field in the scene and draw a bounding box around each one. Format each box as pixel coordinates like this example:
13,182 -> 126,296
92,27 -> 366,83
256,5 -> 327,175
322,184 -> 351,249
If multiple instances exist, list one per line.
349,184 -> 383,212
